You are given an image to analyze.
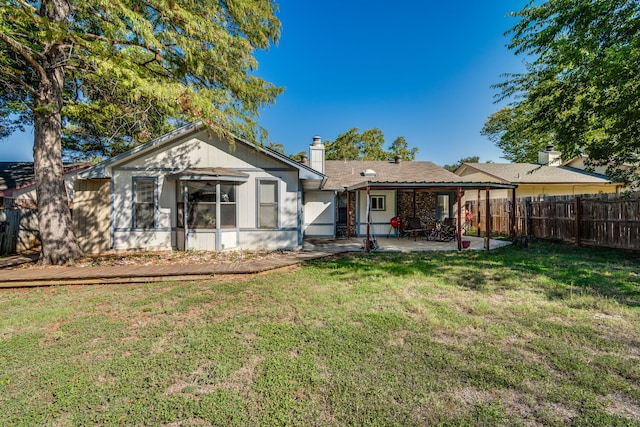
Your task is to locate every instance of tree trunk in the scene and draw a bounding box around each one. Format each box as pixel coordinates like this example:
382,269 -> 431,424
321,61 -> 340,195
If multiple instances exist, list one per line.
33,0 -> 82,265
33,113 -> 82,265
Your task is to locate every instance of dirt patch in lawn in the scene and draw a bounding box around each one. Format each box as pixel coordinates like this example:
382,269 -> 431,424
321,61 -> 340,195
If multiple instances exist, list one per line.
11,249 -> 297,270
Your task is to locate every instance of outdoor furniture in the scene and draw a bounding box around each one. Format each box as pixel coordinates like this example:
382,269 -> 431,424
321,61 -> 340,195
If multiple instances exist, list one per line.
388,216 -> 404,238
402,217 -> 428,240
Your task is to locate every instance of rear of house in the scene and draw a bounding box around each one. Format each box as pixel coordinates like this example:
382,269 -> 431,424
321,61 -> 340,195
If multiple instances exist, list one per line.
75,123 -> 324,253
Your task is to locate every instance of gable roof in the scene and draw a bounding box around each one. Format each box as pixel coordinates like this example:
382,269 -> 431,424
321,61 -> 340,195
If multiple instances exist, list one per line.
324,160 -> 475,191
0,162 -> 90,196
80,122 -> 325,183
456,163 -> 615,185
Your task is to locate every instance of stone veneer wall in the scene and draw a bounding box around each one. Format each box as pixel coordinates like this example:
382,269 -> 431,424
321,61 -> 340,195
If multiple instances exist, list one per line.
348,192 -> 356,237
397,190 -> 437,226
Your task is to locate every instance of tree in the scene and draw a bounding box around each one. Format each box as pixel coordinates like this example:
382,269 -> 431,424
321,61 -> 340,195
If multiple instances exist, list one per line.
266,142 -> 285,155
325,128 -> 419,161
359,128 -> 387,160
443,156 -> 481,172
0,0 -> 282,264
488,0 -> 640,185
325,128 -> 362,160
481,106 -> 555,163
288,151 -> 307,162
389,136 -> 418,161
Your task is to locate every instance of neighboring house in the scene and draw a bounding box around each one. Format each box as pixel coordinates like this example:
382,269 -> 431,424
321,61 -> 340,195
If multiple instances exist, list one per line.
0,162 -> 90,208
454,147 -> 622,199
74,122 -> 515,253
562,155 -> 610,176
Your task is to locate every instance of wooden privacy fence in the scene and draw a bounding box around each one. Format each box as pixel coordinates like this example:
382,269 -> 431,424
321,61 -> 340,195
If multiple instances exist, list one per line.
469,193 -> 640,251
0,209 -> 40,255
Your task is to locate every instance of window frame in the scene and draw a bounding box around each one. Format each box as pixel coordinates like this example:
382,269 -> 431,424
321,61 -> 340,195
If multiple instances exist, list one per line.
436,193 -> 450,220
370,195 -> 386,211
177,180 -> 238,229
132,177 -> 157,230
257,179 -> 279,229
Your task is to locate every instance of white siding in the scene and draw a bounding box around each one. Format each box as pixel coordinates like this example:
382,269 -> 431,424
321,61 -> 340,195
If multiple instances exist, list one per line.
303,191 -> 334,237
109,131 -> 302,251
357,190 -> 395,236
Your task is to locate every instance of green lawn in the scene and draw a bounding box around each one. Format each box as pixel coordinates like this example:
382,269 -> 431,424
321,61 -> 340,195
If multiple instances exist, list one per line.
1,243 -> 639,426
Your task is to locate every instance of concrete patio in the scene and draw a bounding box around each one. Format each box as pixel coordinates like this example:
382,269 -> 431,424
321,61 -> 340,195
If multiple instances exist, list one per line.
303,235 -> 511,253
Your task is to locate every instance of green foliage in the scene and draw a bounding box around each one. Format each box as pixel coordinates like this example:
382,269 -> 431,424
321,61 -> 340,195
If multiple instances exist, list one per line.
443,155 -> 481,172
388,136 -> 418,161
325,127 -> 419,161
0,0 -> 283,156
489,0 -> 640,185
266,141 -> 285,155
1,243 -> 639,425
0,0 -> 283,264
288,150 -> 307,162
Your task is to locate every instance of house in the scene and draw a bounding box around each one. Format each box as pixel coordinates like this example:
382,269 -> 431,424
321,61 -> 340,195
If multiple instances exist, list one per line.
0,162 -> 90,208
74,122 -> 516,253
454,146 -> 622,199
75,122 -> 325,253
305,158 -> 479,239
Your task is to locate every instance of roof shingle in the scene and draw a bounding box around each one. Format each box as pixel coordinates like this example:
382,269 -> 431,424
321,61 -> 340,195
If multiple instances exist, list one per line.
323,160 -> 466,190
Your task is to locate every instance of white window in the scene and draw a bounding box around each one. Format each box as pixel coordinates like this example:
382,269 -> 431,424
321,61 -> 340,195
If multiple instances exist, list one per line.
133,178 -> 156,229
370,195 -> 385,211
177,181 -> 237,229
437,194 -> 450,219
258,180 -> 278,228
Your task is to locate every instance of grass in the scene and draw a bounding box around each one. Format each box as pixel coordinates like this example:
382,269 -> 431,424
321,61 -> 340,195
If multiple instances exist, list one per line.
1,242 -> 639,426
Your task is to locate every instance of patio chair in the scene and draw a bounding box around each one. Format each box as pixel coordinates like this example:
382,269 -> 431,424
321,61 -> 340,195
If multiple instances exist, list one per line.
402,217 -> 428,240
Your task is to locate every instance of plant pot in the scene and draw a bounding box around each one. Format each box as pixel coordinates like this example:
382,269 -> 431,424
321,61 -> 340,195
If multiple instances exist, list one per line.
462,240 -> 471,249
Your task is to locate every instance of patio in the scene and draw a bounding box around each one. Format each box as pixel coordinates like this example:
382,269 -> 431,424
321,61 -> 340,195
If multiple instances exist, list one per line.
303,235 -> 511,253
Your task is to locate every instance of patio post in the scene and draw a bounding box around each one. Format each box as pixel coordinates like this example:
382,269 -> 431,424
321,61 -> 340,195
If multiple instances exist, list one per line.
477,189 -> 481,237
456,187 -> 462,251
485,187 -> 491,251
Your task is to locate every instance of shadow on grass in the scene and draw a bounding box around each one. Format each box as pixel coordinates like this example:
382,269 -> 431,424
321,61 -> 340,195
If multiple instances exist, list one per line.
308,242 -> 640,307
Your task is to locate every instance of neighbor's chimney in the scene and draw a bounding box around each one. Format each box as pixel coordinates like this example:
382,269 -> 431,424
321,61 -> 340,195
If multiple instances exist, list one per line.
538,144 -> 562,166
309,136 -> 324,174
394,155 -> 402,164
299,153 -> 308,166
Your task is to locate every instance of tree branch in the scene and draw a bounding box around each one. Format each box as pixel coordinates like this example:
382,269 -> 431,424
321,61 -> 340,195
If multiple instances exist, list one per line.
15,0 -> 38,13
0,32 -> 48,86
0,71 -> 39,97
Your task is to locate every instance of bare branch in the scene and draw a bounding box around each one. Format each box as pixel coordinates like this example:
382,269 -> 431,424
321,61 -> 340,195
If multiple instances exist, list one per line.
0,32 -> 48,86
15,0 -> 38,13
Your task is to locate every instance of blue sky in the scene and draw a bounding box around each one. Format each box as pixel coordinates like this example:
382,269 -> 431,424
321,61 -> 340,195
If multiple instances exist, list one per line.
0,1 -> 528,166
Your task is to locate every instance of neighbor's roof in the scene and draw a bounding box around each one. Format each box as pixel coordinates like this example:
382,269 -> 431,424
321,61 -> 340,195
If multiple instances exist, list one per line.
0,162 -> 90,195
456,163 -> 615,185
324,160 -> 470,191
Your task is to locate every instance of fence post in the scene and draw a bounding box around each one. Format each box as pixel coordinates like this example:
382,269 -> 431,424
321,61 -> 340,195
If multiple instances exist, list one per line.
510,188 -> 517,241
574,196 -> 581,247
477,189 -> 481,237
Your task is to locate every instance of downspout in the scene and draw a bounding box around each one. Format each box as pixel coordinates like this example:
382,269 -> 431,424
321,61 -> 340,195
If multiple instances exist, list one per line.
215,181 -> 221,251
365,185 -> 371,253
183,180 -> 189,250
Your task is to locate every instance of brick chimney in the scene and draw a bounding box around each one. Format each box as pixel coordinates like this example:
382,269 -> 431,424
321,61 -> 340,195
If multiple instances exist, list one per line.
309,136 -> 324,174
